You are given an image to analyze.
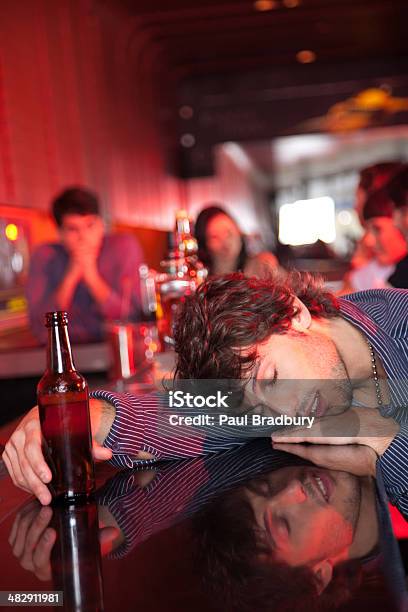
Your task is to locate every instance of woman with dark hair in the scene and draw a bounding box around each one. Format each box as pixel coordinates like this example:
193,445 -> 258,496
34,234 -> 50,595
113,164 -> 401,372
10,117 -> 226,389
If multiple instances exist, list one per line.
194,205 -> 279,278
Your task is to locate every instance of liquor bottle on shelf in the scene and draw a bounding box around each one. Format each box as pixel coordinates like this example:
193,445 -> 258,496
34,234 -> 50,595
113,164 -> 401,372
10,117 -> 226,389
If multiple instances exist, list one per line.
138,263 -> 159,362
155,213 -> 207,351
175,209 -> 199,257
37,311 -> 95,502
155,232 -> 192,350
139,263 -> 157,322
174,209 -> 207,285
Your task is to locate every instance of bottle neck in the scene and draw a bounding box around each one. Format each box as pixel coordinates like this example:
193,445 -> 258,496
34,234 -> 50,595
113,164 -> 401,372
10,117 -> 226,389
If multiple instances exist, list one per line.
47,324 -> 75,373
175,227 -> 198,256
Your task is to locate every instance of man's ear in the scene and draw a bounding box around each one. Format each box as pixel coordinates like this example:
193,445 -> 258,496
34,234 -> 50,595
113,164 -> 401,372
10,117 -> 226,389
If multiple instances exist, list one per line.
291,297 -> 312,331
311,559 -> 333,594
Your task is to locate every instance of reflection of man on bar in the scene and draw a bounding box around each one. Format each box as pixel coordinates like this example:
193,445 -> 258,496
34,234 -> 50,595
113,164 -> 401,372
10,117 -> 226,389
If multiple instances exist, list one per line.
26,187 -> 143,343
3,273 -> 408,518
9,441 -> 404,609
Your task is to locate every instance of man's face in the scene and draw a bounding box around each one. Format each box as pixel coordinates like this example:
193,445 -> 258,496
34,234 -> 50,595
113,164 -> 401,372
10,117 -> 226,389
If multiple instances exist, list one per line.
393,206 -> 408,242
246,466 -> 360,568
59,213 -> 104,254
364,217 -> 407,266
247,327 -> 352,418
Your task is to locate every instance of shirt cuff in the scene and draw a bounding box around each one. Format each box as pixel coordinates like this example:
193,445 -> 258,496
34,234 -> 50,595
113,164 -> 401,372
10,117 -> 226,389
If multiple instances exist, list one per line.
89,390 -> 206,466
90,390 -> 156,468
378,425 -> 408,504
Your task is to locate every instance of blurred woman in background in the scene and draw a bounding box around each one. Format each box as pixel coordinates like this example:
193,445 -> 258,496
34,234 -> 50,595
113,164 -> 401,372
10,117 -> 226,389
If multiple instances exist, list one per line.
194,205 -> 279,278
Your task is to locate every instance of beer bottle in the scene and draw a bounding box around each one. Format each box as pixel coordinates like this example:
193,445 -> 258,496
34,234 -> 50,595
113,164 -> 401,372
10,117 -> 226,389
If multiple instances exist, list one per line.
37,312 -> 95,501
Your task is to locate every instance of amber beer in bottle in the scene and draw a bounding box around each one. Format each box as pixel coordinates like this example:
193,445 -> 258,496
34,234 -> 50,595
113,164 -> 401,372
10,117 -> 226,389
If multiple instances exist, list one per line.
37,312 -> 95,501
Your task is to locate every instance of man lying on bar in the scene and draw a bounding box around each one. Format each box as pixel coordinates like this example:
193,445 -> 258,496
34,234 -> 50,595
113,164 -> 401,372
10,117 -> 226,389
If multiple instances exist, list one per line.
2,273 -> 408,514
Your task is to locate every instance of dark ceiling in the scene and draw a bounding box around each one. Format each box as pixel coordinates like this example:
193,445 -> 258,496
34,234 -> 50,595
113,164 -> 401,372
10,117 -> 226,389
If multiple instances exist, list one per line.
103,0 -> 408,177
112,0 -> 408,77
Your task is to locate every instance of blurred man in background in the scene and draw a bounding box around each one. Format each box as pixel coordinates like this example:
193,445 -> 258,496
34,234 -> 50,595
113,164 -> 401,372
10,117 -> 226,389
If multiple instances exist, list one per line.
26,187 -> 143,343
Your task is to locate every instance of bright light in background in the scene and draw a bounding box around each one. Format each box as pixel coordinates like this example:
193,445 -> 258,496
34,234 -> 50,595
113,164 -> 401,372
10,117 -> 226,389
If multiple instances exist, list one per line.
272,134 -> 335,166
279,197 -> 336,246
5,223 -> 18,241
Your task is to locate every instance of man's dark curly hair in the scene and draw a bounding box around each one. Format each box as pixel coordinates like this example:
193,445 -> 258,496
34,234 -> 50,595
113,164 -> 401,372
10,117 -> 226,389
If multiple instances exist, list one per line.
52,186 -> 100,227
174,271 -> 339,380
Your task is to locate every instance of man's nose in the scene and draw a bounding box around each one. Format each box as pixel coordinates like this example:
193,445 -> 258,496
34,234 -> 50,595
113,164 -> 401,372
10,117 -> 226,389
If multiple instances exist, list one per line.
273,480 -> 307,506
77,228 -> 88,241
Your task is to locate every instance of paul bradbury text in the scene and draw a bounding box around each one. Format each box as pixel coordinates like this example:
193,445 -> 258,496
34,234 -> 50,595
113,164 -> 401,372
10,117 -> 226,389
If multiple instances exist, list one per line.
168,414 -> 315,429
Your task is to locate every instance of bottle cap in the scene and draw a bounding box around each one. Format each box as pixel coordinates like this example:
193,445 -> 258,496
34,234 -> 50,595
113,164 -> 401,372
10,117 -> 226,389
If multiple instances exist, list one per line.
45,311 -> 68,327
175,209 -> 188,219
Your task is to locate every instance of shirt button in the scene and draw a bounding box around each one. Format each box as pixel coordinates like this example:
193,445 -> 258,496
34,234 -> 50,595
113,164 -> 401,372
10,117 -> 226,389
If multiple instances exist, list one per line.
112,442 -> 121,451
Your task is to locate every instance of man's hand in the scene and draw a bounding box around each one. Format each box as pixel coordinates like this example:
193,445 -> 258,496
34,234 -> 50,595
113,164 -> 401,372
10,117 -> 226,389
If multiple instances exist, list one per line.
9,502 -> 56,581
2,400 -> 114,505
71,244 -> 111,305
9,501 -> 121,581
271,407 -> 399,458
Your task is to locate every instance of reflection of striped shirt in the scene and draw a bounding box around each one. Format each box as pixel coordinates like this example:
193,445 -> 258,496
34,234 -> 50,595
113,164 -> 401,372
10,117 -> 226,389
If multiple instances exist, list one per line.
96,441 -> 407,609
91,288 -> 408,517
94,440 -> 321,558
96,441 -> 292,557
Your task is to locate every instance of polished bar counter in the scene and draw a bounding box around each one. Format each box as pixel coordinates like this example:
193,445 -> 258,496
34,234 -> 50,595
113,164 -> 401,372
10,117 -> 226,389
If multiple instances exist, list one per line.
0,426 -> 407,612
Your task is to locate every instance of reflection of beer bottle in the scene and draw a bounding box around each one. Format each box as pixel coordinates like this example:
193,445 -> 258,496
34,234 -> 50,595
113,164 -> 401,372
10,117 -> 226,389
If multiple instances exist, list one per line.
51,501 -> 104,612
37,312 -> 95,501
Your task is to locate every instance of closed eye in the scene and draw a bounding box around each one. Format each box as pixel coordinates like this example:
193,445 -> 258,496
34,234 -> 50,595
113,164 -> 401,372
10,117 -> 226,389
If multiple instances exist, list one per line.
259,370 -> 278,393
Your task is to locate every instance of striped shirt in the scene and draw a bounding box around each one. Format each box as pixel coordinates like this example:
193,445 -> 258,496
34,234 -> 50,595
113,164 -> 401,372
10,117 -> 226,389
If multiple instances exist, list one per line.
340,289 -> 408,517
91,288 -> 408,517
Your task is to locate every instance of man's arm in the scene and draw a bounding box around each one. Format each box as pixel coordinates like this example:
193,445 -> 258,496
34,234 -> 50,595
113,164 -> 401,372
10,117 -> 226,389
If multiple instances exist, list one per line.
1,388 -> 254,504
89,390 -> 209,468
1,391 -> 208,504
